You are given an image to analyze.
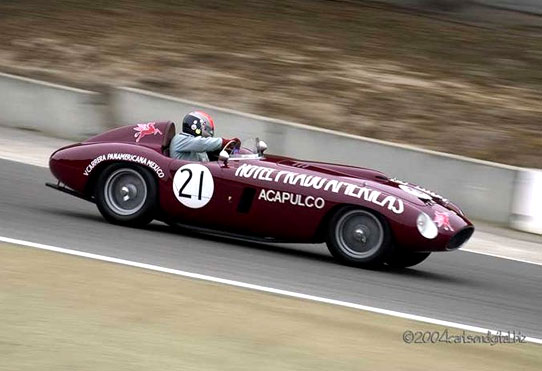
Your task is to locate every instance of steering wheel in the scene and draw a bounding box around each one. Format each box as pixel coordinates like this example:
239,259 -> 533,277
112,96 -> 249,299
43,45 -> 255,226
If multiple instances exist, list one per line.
222,139 -> 241,154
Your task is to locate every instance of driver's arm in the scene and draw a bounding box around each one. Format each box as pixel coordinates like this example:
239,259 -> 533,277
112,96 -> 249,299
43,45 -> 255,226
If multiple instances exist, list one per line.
172,136 -> 222,153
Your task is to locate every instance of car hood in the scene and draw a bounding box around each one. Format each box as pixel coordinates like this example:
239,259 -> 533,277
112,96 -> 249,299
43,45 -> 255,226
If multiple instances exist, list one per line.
269,157 -> 458,211
277,159 -> 389,181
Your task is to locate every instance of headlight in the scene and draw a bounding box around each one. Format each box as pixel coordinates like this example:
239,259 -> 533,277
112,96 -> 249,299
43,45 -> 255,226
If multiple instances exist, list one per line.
417,212 -> 438,239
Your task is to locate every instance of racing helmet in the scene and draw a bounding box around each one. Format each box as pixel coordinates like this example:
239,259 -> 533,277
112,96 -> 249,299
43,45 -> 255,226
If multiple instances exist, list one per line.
182,111 -> 215,137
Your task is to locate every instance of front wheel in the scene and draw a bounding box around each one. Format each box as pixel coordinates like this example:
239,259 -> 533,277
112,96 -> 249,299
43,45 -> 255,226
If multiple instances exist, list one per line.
326,208 -> 392,267
95,164 -> 157,226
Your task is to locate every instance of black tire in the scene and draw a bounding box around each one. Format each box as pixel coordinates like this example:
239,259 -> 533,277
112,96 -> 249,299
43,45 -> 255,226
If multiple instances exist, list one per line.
95,163 -> 157,227
386,251 -> 431,269
326,207 -> 392,267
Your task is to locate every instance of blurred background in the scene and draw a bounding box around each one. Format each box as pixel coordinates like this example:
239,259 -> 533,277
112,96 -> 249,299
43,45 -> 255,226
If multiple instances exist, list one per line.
0,0 -> 540,167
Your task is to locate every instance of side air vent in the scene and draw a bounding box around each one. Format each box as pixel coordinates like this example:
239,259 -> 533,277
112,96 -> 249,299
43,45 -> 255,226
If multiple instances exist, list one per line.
237,188 -> 257,213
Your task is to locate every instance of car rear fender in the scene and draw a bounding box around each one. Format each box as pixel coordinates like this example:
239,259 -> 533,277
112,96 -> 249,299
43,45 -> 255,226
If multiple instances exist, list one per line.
50,142 -> 172,195
83,159 -> 163,198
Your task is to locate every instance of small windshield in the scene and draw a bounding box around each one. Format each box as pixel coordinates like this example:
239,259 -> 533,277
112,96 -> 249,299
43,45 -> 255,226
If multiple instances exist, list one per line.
230,137 -> 264,160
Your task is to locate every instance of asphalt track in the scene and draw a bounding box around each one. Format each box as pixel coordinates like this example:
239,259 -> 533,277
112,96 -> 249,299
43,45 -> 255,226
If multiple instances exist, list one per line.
1,158 -> 541,339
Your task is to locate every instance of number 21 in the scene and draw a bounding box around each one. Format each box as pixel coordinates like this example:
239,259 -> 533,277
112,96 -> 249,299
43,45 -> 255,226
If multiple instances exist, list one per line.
178,168 -> 204,200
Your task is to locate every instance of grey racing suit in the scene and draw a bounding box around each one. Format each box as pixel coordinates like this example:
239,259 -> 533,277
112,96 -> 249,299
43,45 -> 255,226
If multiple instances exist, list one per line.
169,132 -> 222,162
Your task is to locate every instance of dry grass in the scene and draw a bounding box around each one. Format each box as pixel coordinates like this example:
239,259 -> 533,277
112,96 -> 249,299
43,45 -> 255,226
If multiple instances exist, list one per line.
0,1 -> 540,167
1,243 -> 541,370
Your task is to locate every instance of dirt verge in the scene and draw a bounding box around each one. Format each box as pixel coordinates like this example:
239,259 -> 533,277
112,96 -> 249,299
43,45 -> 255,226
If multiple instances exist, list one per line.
1,243 -> 541,370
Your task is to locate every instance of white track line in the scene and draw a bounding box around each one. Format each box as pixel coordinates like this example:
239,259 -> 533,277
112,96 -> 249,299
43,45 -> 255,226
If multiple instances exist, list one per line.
1,235 -> 541,345
462,248 -> 542,266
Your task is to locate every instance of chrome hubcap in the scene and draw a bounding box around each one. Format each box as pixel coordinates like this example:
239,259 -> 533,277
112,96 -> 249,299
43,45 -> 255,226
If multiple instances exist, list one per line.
120,184 -> 138,202
353,227 -> 368,245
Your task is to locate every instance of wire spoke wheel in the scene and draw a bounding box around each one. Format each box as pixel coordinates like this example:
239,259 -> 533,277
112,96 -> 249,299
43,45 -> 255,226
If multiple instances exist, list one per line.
326,208 -> 391,267
96,164 -> 157,227
104,169 -> 148,216
335,210 -> 384,258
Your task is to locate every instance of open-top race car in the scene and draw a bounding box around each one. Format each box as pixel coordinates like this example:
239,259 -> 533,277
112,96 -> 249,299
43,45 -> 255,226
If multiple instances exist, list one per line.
47,121 -> 474,268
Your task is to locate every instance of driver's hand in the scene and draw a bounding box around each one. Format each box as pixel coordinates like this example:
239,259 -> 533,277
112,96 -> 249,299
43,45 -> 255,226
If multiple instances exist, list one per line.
221,137 -> 240,147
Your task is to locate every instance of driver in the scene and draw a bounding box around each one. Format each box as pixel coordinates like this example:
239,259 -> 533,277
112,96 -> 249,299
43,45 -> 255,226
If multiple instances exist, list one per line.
169,111 -> 239,162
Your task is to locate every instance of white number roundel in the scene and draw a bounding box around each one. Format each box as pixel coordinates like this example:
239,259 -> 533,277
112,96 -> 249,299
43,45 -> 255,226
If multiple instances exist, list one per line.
172,164 -> 214,208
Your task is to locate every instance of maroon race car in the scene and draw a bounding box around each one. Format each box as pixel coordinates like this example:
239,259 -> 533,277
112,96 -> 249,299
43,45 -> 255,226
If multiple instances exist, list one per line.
47,121 -> 474,268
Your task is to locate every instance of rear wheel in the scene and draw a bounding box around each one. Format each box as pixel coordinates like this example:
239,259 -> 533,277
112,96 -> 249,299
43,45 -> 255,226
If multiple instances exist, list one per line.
95,163 -> 157,226
386,251 -> 431,268
326,208 -> 391,267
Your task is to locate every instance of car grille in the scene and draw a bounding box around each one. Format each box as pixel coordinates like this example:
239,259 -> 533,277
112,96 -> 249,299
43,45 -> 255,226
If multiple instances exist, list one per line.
446,226 -> 475,250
